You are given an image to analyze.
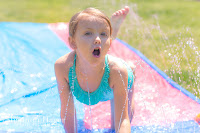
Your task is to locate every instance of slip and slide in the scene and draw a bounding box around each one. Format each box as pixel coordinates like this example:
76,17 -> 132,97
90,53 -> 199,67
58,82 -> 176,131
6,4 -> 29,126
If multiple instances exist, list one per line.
0,22 -> 199,132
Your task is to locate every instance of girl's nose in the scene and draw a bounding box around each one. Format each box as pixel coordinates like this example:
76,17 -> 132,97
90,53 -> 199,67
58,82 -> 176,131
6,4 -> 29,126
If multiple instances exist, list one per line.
94,36 -> 101,44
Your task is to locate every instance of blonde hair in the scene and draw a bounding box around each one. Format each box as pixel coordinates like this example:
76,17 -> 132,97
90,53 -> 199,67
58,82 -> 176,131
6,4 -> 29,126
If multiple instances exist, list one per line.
69,8 -> 112,38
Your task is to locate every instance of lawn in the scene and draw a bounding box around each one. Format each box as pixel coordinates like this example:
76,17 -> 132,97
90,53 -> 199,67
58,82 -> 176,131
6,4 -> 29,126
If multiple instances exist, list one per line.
0,0 -> 199,98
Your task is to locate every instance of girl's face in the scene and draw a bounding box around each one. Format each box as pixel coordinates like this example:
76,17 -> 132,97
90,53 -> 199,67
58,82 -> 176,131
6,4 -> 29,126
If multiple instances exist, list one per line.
71,15 -> 112,65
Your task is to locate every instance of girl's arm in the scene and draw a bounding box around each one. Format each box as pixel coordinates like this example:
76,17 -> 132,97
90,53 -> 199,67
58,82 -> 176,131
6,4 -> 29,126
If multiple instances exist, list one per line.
113,67 -> 131,133
54,62 -> 77,133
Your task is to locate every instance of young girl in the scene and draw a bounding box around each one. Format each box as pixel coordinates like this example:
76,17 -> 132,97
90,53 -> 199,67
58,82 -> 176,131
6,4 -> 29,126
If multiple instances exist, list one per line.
54,6 -> 135,133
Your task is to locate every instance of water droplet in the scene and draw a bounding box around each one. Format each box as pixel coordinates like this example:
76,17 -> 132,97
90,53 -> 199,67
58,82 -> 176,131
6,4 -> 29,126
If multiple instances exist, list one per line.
32,87 -> 37,91
30,74 -> 34,77
7,129 -> 15,132
0,94 -> 3,98
10,88 -> 18,93
22,107 -> 28,113
51,77 -> 56,81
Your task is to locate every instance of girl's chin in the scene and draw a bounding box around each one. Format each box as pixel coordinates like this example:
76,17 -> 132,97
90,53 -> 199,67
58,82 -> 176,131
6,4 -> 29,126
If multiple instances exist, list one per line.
90,56 -> 105,65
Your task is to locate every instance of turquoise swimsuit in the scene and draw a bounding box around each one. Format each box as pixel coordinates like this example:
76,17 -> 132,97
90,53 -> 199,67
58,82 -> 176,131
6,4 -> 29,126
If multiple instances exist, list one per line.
68,54 -> 134,105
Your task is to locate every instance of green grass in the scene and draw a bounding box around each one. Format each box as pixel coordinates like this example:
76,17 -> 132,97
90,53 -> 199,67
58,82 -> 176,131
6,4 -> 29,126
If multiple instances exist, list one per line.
126,0 -> 200,98
0,0 -> 199,98
0,0 -> 74,22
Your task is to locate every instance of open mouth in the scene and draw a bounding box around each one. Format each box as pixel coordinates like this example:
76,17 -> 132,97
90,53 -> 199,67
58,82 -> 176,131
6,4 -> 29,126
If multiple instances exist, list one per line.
92,48 -> 101,57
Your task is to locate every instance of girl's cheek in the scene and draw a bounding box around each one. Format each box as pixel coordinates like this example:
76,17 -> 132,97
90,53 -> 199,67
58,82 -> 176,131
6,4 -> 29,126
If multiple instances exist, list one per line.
82,36 -> 92,42
80,37 -> 88,43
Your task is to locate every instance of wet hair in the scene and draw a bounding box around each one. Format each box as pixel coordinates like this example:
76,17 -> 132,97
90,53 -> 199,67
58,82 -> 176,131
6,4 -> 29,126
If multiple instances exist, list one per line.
69,8 -> 112,38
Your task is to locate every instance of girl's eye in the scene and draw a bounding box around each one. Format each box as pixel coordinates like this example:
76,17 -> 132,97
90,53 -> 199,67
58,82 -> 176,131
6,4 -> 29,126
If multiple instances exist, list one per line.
85,32 -> 92,35
101,32 -> 107,36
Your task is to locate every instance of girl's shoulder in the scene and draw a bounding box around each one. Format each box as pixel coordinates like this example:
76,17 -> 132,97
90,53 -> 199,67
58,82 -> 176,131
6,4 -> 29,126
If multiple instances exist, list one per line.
54,51 -> 76,83
107,55 -> 129,87
107,54 -> 127,71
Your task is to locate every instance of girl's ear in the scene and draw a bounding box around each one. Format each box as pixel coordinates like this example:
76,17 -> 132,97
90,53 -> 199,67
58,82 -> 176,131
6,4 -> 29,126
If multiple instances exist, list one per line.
108,38 -> 112,51
110,38 -> 112,47
68,36 -> 77,49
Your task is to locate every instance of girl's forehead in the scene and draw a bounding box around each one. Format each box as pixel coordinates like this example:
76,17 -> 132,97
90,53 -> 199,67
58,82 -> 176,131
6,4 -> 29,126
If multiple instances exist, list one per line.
77,15 -> 110,29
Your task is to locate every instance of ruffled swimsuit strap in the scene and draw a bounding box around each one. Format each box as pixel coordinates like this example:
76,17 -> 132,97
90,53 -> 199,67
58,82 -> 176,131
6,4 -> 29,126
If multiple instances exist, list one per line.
117,58 -> 135,90
68,54 -> 77,92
